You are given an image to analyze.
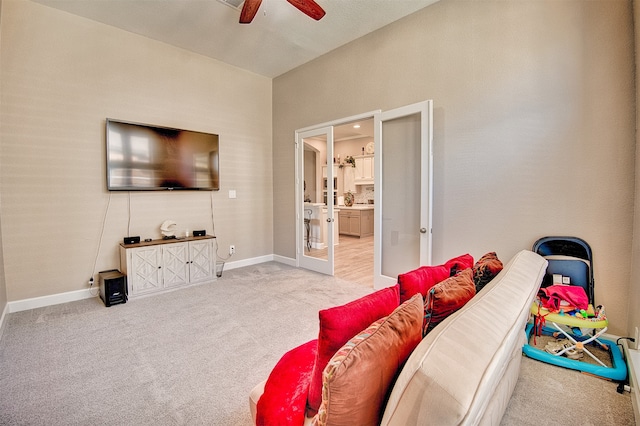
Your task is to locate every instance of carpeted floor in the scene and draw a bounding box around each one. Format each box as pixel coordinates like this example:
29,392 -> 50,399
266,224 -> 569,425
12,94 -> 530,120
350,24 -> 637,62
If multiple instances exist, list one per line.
0,262 -> 635,425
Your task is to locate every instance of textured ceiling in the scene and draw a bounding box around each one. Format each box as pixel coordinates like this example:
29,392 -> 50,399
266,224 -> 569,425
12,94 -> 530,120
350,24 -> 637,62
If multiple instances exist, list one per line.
32,0 -> 438,78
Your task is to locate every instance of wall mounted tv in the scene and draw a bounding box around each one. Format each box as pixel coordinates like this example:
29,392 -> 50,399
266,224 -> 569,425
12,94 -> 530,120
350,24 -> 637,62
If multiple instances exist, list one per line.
106,119 -> 219,191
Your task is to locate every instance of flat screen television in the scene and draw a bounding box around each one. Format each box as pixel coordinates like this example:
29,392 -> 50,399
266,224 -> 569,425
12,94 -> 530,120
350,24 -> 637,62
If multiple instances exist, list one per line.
106,119 -> 219,191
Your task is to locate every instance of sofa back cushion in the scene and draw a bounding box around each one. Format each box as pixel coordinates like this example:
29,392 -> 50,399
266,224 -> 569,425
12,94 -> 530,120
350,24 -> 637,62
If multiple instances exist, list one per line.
307,285 -> 400,415
313,294 -> 424,426
380,250 -> 547,426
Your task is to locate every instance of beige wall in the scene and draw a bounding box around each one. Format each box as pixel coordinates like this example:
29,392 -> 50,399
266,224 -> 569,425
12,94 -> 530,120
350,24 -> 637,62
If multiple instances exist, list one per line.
0,0 -> 273,301
273,0 -> 635,334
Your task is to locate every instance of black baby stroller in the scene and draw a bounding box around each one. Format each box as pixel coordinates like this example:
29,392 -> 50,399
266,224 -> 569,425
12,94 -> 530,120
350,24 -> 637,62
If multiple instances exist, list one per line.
522,236 -> 627,381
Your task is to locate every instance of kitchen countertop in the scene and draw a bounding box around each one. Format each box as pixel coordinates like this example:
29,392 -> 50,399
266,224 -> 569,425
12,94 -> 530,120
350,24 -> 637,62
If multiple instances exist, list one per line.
338,204 -> 374,210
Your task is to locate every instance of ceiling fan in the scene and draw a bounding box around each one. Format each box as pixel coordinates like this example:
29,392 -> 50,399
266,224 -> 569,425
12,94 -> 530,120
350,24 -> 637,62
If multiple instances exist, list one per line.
240,0 -> 326,24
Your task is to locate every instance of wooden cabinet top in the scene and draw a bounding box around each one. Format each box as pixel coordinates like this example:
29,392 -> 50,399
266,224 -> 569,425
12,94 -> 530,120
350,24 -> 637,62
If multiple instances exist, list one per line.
120,235 -> 215,249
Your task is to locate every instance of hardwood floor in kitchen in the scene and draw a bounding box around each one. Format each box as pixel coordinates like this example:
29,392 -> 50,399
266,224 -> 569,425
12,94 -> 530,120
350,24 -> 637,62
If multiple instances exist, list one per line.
306,234 -> 374,288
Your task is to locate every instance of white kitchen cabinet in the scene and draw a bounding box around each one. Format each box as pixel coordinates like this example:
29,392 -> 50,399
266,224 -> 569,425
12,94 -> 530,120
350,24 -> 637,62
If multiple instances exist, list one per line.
342,166 -> 356,193
354,155 -> 374,185
322,164 -> 342,205
120,236 -> 216,297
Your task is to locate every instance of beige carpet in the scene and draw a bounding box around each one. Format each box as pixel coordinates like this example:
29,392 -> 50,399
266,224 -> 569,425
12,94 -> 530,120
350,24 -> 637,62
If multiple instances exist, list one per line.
504,356 -> 635,425
0,261 -> 635,425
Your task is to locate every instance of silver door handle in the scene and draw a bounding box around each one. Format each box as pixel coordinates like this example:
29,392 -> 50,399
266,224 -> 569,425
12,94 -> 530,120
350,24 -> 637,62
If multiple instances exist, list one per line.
420,228 -> 427,233
327,218 -> 334,222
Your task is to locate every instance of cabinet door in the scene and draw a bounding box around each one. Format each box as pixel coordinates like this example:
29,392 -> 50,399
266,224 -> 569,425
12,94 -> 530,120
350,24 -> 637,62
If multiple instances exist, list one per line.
348,211 -> 361,236
355,155 -> 374,183
129,246 -> 163,295
364,156 -> 374,180
339,211 -> 350,235
361,210 -> 374,237
354,158 -> 365,181
343,166 -> 356,193
189,240 -> 214,283
163,242 -> 189,288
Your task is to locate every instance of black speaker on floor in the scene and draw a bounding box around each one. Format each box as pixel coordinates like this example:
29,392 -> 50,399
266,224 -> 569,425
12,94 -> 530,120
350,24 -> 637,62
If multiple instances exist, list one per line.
99,269 -> 127,307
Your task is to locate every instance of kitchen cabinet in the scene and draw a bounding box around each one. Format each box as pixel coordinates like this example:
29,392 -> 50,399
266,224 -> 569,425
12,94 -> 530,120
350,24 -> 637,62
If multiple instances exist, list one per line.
322,165 -> 341,205
342,166 -> 356,193
120,236 -> 216,297
354,155 -> 374,185
338,208 -> 373,237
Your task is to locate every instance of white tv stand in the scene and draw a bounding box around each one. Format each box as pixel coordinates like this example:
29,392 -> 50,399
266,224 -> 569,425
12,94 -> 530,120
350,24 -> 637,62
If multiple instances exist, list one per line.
119,235 -> 217,298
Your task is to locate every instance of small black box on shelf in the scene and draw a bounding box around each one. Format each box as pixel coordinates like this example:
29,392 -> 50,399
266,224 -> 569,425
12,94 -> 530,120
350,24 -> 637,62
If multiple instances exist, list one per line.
123,236 -> 140,245
99,269 -> 127,307
193,230 -> 206,237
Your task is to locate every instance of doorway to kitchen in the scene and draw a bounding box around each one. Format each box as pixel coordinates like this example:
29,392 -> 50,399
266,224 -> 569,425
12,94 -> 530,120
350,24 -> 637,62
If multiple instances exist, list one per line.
296,100 -> 433,289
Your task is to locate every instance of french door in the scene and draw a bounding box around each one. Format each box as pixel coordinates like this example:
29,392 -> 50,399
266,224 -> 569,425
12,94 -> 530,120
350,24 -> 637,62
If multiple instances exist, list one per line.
373,100 -> 433,288
296,126 -> 335,275
294,102 -> 433,285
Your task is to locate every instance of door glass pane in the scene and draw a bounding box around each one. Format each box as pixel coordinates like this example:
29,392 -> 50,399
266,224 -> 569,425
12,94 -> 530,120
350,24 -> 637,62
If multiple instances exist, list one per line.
302,135 -> 329,262
381,113 -> 421,277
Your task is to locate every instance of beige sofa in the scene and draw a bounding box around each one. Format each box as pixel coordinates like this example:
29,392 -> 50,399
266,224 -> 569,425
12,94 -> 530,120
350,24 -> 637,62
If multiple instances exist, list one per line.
250,249 -> 547,425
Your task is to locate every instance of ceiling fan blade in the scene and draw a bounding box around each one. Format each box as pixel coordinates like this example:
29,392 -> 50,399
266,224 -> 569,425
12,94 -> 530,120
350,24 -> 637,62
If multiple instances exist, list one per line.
240,0 -> 262,24
286,0 -> 326,21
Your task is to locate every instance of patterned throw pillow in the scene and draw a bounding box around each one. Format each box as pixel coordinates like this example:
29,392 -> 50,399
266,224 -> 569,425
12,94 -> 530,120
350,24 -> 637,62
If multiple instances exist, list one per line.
473,252 -> 503,293
424,268 -> 476,334
312,294 -> 423,426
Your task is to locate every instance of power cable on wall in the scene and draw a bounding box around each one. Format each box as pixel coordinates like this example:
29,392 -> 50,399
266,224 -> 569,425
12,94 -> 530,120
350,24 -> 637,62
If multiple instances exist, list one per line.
210,191 -> 231,277
89,191 -> 113,296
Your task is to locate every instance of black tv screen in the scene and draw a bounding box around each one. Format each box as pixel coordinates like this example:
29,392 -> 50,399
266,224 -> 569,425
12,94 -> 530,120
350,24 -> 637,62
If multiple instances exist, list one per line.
106,119 -> 219,191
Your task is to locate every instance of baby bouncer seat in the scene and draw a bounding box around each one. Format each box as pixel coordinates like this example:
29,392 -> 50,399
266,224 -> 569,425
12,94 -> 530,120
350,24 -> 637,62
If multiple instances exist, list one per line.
522,236 -> 627,381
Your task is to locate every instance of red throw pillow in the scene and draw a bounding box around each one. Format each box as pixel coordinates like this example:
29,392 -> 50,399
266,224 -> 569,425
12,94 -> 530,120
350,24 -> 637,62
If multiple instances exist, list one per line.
306,285 -> 400,416
256,340 -> 318,426
313,294 -> 424,426
444,253 -> 475,276
473,252 -> 503,292
424,268 -> 476,334
397,265 -> 450,303
396,254 -> 474,303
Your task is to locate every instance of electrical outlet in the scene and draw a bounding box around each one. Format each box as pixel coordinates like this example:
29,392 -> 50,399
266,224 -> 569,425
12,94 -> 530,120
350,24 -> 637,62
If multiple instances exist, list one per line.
229,245 -> 235,255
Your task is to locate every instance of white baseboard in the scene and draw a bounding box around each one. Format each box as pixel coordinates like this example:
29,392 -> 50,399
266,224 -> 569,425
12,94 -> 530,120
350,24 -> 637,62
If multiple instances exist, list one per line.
223,254 -> 275,270
8,288 -> 98,314
5,254 -> 297,315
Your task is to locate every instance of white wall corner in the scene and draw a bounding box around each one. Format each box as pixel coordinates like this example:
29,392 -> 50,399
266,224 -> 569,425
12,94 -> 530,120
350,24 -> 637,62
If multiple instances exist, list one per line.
0,303 -> 9,341
272,254 -> 296,267
622,341 -> 640,424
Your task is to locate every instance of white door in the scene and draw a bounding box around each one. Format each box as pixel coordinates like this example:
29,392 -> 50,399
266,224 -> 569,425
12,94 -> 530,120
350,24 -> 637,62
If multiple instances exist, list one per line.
374,100 -> 433,289
297,126 -> 335,275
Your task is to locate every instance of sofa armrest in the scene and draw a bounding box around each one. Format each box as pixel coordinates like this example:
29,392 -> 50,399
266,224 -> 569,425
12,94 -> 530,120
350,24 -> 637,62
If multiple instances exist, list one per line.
249,380 -> 266,424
